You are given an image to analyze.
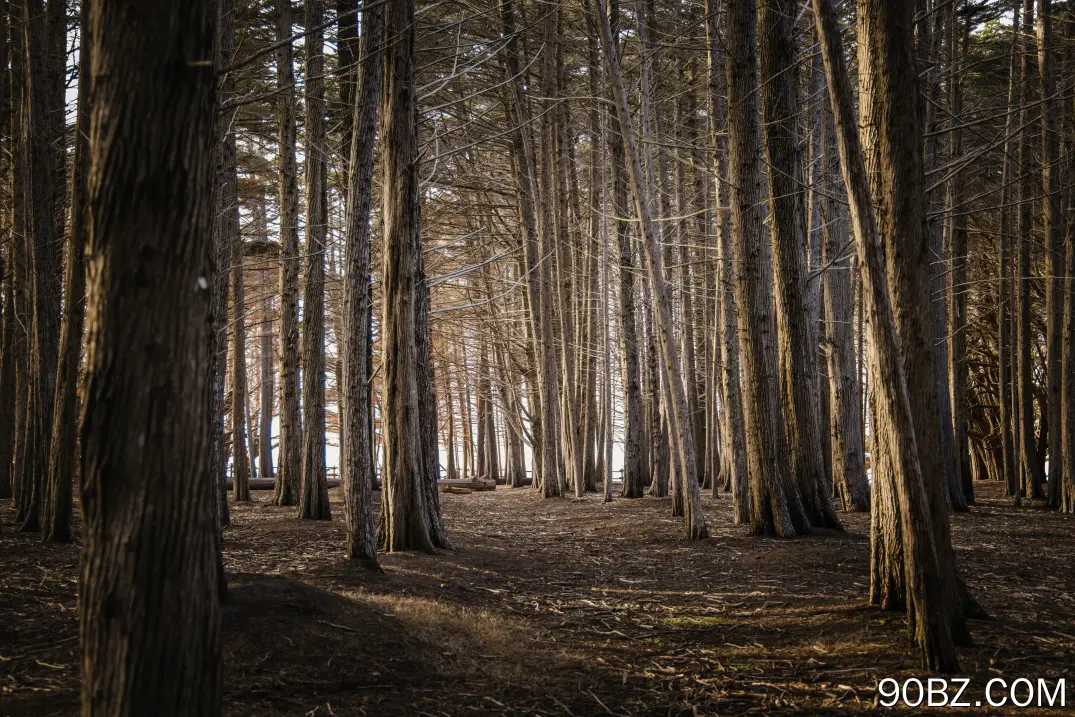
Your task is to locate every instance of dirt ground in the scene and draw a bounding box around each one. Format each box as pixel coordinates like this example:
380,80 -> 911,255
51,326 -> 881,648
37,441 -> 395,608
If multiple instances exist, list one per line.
2,481 -> 1074,716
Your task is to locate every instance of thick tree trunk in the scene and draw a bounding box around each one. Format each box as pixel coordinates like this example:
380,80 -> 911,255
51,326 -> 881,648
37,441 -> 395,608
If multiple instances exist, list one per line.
298,0 -> 331,521
79,1 -> 222,712
758,0 -> 841,530
379,0 -> 446,553
814,0 -> 960,671
342,0 -> 383,566
725,0 -> 806,537
275,0 -> 301,507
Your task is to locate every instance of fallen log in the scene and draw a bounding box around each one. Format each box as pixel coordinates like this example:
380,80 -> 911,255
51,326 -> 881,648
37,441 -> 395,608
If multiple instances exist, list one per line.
439,486 -> 474,495
225,478 -> 341,491
437,478 -> 496,492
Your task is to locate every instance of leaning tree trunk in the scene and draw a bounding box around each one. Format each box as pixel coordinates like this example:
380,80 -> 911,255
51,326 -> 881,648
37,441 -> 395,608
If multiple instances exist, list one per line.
758,0 -> 841,530
596,0 -> 707,540
813,0 -> 960,672
275,0 -> 301,507
298,0 -> 331,521
341,0 -> 383,566
42,0 -> 90,542
819,102 -> 870,513
79,1 -> 222,712
379,0 -> 443,553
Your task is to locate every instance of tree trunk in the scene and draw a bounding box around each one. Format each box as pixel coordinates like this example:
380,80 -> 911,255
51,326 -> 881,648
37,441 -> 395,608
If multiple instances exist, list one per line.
275,0 -> 301,507
298,0 -> 331,521
814,0 -> 960,671
725,0 -> 807,537
758,0 -> 841,530
379,0 -> 444,553
1037,0 -> 1064,507
342,0 -> 383,565
79,1 -> 222,711
43,0 -> 91,541
596,0 -> 707,540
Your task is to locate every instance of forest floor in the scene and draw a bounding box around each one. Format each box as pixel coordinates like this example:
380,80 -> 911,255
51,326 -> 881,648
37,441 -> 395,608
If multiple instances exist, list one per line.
2,481 -> 1074,716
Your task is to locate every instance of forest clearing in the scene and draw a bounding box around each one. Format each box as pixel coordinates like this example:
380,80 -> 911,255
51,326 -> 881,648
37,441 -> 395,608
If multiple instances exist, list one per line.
4,484 -> 1075,715
3,0 -> 1075,713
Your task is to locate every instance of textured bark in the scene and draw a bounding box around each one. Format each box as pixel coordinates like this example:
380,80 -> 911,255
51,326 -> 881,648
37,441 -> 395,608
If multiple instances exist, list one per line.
258,278 -> 274,479
379,0 -> 442,553
1062,7 -> 1075,514
1015,0 -> 1044,498
0,0 -> 13,503
758,0 -> 841,530
298,0 -> 331,521
596,0 -> 707,539
79,1 -> 222,711
43,0 -> 91,542
947,10 -> 972,505
725,0 -> 806,537
999,4 -> 1021,500
1037,0 -> 1064,507
815,0 -> 960,671
603,3 -> 644,498
8,17 -> 28,514
819,102 -> 870,513
229,173 -> 251,503
274,0 -> 301,507
342,0 -> 382,565
19,0 -> 63,534
704,0 -> 748,520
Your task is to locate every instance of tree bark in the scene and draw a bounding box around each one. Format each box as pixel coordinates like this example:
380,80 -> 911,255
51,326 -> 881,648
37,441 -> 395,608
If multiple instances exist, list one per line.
596,0 -> 707,539
79,1 -> 222,711
43,0 -> 92,541
758,0 -> 841,530
275,0 -> 301,507
814,0 -> 960,671
298,0 -> 331,521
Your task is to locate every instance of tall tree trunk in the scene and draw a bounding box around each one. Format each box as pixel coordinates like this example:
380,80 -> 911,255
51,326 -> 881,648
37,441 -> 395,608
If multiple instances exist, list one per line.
812,0 -> 960,672
758,0 -> 841,530
819,99 -> 870,513
704,0 -> 748,520
1015,0 -> 1044,498
596,0 -> 708,540
1038,0 -> 1064,507
0,0 -> 14,503
725,0 -> 807,537
342,0 -> 383,566
19,0 -> 63,533
947,8 -> 973,505
43,0 -> 92,541
259,270 -> 275,479
999,3 -> 1021,501
230,186 -> 250,502
79,1 -> 222,711
299,0 -> 331,521
275,0 -> 301,507
379,0 -> 446,552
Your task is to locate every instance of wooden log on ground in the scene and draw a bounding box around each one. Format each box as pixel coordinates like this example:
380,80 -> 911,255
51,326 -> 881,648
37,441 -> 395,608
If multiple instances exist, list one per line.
438,478 -> 496,492
226,478 -> 341,491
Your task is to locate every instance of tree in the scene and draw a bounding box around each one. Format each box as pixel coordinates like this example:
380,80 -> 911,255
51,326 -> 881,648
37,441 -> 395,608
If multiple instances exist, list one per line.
298,0 -> 331,520
79,0 -> 222,711
725,0 -> 807,537
18,0 -> 63,533
342,0 -> 383,565
596,0 -> 708,540
275,0 -> 302,507
43,0 -> 92,541
812,0 -> 960,671
757,0 -> 841,530
379,0 -> 450,552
